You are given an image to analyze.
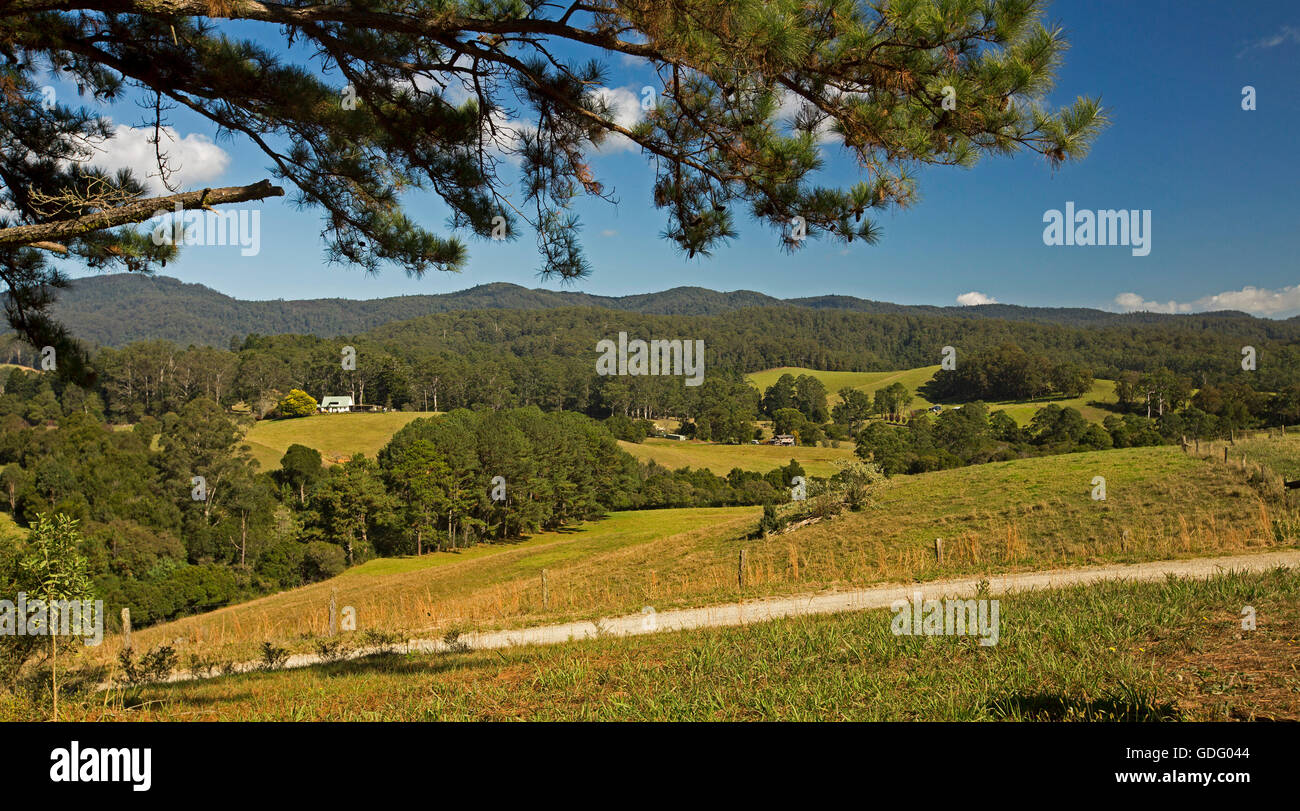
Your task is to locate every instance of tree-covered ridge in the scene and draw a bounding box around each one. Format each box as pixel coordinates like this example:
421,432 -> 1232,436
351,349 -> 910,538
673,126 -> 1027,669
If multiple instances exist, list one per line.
37,273 -> 1295,349
6,294 -> 1299,429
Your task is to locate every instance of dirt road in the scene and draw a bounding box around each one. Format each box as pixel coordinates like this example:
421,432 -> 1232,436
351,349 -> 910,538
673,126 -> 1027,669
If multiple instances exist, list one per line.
160,548 -> 1300,683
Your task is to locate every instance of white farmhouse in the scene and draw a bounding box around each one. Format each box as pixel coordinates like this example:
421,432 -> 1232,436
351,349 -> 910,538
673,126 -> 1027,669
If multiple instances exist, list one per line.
319,395 -> 354,413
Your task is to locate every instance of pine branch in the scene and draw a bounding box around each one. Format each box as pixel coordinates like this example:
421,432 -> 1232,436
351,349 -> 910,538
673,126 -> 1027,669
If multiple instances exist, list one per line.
0,180 -> 284,249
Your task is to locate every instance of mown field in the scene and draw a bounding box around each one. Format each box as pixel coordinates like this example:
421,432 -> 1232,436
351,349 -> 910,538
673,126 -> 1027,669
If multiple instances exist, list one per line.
83,441 -> 1294,669
241,411 -> 439,470
618,437 -> 854,476
43,567 -> 1300,721
744,365 -> 1119,424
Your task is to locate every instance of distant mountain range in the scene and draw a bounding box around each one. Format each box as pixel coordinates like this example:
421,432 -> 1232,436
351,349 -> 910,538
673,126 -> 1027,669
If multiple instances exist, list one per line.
49,273 -> 1273,347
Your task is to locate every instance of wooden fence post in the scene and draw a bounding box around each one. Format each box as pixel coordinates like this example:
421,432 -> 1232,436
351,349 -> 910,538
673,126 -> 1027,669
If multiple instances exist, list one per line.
121,608 -> 132,652
541,569 -> 549,609
1224,447 -> 1229,463
934,538 -> 944,565
738,549 -> 747,589
328,589 -> 338,637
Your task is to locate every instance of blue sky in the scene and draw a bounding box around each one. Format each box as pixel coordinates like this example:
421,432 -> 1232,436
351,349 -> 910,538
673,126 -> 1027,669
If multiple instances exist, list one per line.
59,0 -> 1300,315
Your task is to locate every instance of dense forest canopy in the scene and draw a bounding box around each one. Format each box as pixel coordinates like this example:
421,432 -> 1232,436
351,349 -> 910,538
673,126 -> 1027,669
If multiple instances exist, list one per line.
4,295 -> 1298,423
31,273 -> 1295,349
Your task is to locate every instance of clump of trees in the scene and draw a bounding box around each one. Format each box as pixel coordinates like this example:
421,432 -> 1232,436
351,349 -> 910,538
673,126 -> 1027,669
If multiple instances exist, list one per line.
275,390 -> 319,418
923,343 -> 1094,403
761,374 -> 829,424
854,401 -> 1180,476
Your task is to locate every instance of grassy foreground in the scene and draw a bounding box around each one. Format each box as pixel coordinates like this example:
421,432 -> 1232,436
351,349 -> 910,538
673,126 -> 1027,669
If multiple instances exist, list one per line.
83,443 -> 1292,669
38,567 -> 1300,721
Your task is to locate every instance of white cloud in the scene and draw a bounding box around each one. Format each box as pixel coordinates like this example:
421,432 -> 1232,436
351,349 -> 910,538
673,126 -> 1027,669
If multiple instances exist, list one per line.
600,229 -> 618,237
83,123 -> 230,194
1114,284 -> 1300,317
777,90 -> 841,145
1238,25 -> 1300,57
956,291 -> 998,306
589,86 -> 645,153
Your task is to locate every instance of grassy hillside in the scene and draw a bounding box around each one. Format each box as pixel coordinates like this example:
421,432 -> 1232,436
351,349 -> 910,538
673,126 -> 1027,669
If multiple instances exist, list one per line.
1233,431 -> 1300,480
746,365 -> 940,407
242,411 -> 439,470
58,567 -> 1300,721
745,365 -> 1118,423
94,442 -> 1293,666
982,375 -> 1119,424
96,506 -> 759,661
618,437 -> 854,476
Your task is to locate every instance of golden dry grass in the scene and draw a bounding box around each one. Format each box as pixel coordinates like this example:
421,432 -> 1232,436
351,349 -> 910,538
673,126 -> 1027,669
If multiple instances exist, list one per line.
90,443 -> 1296,668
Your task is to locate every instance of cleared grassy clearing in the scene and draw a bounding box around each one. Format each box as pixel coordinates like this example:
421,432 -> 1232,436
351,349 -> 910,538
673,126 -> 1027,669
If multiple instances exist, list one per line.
982,376 -> 1119,424
241,411 -> 439,470
51,567 -> 1300,721
87,442 -> 1293,669
746,365 -> 940,407
745,365 -> 1118,424
617,437 -> 854,476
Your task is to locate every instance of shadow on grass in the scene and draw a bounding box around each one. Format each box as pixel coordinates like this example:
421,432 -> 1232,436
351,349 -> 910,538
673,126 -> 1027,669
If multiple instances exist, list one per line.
120,650 -> 504,711
1085,399 -> 1125,416
986,691 -> 1182,722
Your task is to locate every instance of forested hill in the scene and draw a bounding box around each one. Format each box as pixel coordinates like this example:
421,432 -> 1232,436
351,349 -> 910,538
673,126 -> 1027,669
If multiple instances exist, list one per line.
47,272 -> 1284,347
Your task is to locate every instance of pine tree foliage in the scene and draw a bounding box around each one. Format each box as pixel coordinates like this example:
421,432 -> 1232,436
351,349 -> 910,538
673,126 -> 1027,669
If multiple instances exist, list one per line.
1,0 -> 1106,376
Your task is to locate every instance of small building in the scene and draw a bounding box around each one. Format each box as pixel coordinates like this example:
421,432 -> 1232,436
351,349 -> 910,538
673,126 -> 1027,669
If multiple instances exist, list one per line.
319,396 -> 354,413
663,433 -> 688,441
771,434 -> 796,447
